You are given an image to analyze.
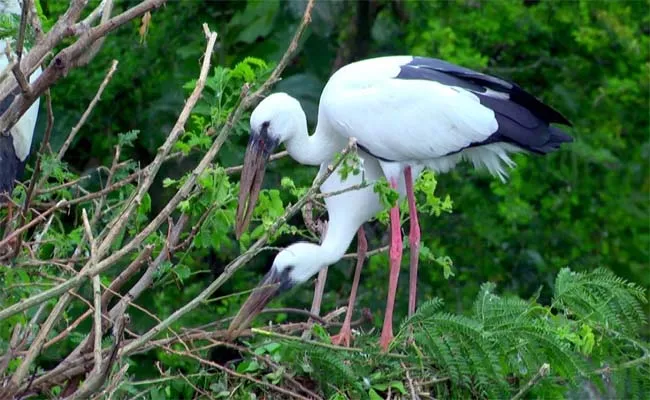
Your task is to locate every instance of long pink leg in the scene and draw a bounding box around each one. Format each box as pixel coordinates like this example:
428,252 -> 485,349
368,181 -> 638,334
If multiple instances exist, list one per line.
379,177 -> 403,352
332,227 -> 367,347
301,267 -> 329,340
404,166 -> 420,317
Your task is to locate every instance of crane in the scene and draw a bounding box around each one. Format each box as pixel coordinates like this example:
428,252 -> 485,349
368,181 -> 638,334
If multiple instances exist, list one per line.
0,1 -> 42,225
234,55 -> 573,350
228,149 -> 420,347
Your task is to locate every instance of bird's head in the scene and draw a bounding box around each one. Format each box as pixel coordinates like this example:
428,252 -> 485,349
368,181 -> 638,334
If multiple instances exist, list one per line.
226,242 -> 324,338
235,93 -> 306,238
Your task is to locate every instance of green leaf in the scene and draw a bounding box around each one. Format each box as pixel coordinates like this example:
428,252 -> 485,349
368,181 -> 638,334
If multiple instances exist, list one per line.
236,360 -> 260,374
173,265 -> 191,282
389,381 -> 406,394
368,388 -> 383,400
118,130 -> 140,147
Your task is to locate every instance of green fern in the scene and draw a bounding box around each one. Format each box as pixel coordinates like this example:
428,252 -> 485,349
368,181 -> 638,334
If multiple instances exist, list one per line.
552,267 -> 647,334
227,268 -> 648,399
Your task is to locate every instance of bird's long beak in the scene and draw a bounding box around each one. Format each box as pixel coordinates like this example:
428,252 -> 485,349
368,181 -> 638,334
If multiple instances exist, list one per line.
226,268 -> 289,340
235,132 -> 278,239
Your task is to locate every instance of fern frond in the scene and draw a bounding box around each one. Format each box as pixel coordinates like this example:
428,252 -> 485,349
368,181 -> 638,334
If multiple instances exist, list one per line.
553,268 -> 647,334
408,311 -> 510,398
398,297 -> 444,333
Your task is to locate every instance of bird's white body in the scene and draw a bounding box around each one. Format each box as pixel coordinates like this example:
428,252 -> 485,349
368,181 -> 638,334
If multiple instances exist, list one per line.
0,40 -> 42,162
321,56 -> 509,176
250,55 -> 571,185
0,55 -> 41,162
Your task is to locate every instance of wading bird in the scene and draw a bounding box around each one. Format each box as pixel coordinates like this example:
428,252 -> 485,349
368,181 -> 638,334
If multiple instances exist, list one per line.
0,2 -> 43,222
234,56 -> 573,350
229,150 -> 420,346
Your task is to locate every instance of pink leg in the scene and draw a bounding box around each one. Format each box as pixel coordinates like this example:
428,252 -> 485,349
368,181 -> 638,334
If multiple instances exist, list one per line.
404,166 -> 420,317
379,178 -> 403,352
301,267 -> 329,340
332,227 -> 367,347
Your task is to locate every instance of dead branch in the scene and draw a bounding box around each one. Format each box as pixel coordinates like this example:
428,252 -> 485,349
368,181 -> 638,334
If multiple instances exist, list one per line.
510,363 -> 551,400
57,60 -> 119,161
0,0 -> 165,134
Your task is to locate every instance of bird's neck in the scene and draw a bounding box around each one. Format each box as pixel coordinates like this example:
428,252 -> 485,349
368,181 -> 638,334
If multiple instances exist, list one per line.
319,213 -> 362,266
285,117 -> 347,166
297,215 -> 361,284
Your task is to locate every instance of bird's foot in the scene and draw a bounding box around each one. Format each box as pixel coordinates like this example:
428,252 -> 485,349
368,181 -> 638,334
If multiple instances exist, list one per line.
331,326 -> 353,347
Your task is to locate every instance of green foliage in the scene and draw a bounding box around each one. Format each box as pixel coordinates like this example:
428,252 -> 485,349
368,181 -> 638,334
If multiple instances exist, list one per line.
2,1 -> 648,399
178,268 -> 646,400
0,12 -> 19,40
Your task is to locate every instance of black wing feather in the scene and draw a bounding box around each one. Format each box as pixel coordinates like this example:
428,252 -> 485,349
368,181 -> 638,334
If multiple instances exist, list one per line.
395,56 -> 573,155
0,133 -> 23,201
406,56 -> 572,126
0,90 -> 25,201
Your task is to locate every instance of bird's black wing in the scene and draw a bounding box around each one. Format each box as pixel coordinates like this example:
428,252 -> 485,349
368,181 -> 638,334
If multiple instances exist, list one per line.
395,56 -> 573,154
399,56 -> 572,127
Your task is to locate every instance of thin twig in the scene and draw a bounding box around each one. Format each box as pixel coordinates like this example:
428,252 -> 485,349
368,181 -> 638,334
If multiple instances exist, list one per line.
342,244 -> 389,260
224,150 -> 289,175
91,274 -> 103,371
403,362 -> 421,400
16,0 -> 30,62
57,60 -> 118,161
510,363 -> 550,400
163,345 -> 313,400
14,89 -> 54,257
0,323 -> 22,377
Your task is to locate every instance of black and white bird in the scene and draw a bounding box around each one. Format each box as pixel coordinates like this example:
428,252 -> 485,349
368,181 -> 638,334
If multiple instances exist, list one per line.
0,0 -> 42,206
229,149 -> 420,347
234,55 -> 573,351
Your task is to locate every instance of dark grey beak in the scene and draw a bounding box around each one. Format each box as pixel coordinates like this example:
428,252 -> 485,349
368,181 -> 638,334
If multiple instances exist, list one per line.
226,267 -> 293,340
235,132 -> 279,239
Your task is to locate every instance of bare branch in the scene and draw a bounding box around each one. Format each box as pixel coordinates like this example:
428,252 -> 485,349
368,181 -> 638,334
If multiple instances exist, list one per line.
0,0 -> 164,134
91,274 -> 103,371
15,0 -> 30,61
57,60 -> 119,161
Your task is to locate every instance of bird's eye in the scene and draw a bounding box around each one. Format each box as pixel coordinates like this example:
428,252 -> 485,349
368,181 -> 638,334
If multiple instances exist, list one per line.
261,121 -> 270,129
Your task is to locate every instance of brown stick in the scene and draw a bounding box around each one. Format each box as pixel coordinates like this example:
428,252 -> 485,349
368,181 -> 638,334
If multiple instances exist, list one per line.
57,60 -> 118,161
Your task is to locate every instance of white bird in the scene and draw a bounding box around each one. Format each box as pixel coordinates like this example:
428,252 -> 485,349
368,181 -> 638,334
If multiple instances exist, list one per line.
0,0 -> 42,215
234,55 -> 572,351
228,149 -> 420,347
